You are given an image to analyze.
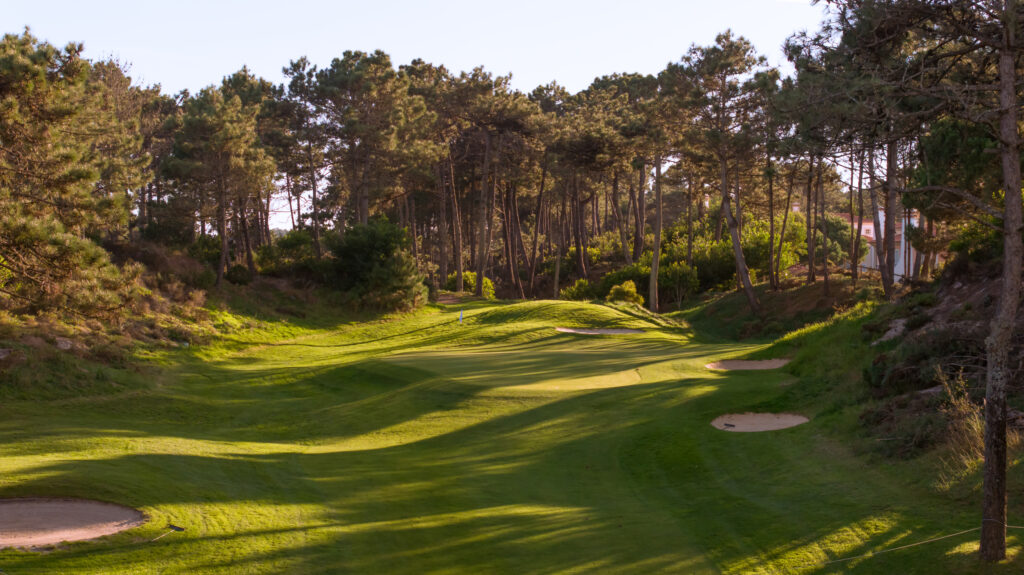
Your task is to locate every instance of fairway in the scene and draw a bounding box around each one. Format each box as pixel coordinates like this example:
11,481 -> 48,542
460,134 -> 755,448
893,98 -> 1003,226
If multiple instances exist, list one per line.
0,301 -> 1013,573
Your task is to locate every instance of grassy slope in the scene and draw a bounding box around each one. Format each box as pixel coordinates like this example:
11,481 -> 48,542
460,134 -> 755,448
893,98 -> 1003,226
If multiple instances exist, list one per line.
0,295 -> 1021,574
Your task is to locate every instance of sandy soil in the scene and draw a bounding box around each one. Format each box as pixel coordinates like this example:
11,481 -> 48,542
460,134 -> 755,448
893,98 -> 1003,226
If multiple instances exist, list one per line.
0,498 -> 146,547
711,412 -> 809,432
705,359 -> 791,370
555,327 -> 644,335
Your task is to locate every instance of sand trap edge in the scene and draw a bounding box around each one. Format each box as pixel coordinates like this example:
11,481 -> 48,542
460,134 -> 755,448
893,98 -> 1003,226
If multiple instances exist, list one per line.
0,497 -> 148,548
711,412 -> 809,432
555,327 -> 644,335
705,359 -> 791,370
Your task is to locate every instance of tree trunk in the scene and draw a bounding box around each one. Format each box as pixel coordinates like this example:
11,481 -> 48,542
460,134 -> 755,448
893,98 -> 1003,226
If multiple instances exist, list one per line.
721,161 -> 760,314
883,140 -> 898,296
776,169 -> 796,287
216,178 -> 229,286
854,152 -> 866,284
553,195 -> 566,298
503,181 -> 525,298
437,165 -> 449,283
805,157 -> 817,284
528,162 -> 547,295
981,9 -> 1022,559
449,159 -> 464,292
632,164 -> 646,261
649,158 -> 663,312
768,156 -> 776,290
612,171 -> 632,265
572,173 -> 588,278
475,133 -> 492,297
818,160 -> 830,297
239,194 -> 256,275
307,146 -> 322,258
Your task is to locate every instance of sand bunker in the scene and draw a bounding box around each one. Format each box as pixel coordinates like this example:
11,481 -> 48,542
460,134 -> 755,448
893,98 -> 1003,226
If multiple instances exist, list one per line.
0,498 -> 146,547
711,412 -> 809,432
705,359 -> 791,370
555,327 -> 644,335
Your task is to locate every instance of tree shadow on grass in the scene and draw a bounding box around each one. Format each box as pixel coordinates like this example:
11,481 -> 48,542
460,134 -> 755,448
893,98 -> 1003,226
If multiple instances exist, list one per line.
2,374 -> 1006,574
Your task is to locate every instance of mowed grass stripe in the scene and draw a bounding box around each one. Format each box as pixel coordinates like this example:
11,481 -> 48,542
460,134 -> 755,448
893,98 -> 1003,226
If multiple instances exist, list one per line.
0,300 -> 1018,573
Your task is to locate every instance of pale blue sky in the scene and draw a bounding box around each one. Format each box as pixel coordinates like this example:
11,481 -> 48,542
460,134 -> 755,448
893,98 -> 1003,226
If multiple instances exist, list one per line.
8,0 -> 828,95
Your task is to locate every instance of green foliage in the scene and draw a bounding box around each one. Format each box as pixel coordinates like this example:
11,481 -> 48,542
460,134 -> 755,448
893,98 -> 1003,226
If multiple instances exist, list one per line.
225,264 -> 253,286
256,229 -> 315,275
187,236 -> 223,268
659,261 -> 699,308
444,271 -> 495,300
0,32 -> 149,316
605,280 -> 644,305
559,278 -> 593,301
330,219 -> 426,310
357,251 -> 428,311
597,260 -> 651,300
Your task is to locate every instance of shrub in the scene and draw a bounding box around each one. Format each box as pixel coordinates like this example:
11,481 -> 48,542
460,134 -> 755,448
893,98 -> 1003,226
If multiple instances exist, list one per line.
606,280 -> 644,305
443,271 -> 495,299
559,278 -> 593,301
187,235 -> 222,268
357,251 -> 428,311
660,261 -> 699,309
225,264 -> 253,286
597,261 -> 651,300
330,219 -> 427,310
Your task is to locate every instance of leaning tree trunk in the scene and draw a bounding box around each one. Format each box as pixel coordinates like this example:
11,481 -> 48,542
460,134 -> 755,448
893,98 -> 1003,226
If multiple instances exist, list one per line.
720,160 -> 760,314
775,170 -> 796,288
981,9 -> 1022,559
449,159 -> 464,293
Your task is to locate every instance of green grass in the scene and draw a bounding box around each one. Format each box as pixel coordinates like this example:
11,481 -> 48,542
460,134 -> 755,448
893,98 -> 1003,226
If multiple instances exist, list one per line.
0,297 -> 1021,573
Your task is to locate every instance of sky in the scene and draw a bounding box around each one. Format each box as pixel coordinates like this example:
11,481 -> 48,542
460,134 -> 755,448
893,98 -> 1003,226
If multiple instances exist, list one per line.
7,0 -> 829,96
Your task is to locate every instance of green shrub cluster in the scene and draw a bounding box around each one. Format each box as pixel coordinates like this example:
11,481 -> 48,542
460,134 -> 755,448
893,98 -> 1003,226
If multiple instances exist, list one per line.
444,271 -> 495,299
605,280 -> 644,305
559,278 -> 593,301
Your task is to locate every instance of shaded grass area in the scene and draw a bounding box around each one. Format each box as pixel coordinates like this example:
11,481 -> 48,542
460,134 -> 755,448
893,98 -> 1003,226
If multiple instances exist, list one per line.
673,276 -> 875,342
0,296 -> 1021,573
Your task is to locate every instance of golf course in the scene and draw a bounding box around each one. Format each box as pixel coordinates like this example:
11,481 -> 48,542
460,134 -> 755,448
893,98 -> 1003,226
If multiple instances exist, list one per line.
0,296 -> 1017,574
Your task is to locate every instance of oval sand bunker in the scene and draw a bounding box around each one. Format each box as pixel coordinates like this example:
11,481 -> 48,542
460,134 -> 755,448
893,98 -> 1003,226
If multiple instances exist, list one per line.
0,498 -> 146,547
705,359 -> 790,370
711,412 -> 809,432
555,327 -> 643,335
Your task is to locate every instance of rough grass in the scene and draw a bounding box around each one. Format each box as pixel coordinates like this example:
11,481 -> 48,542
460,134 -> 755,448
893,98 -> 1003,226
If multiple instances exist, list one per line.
0,294 -> 1022,573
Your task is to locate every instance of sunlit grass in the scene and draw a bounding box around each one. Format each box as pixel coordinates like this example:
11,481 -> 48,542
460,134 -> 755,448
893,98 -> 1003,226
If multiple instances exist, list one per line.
0,297 -> 1021,573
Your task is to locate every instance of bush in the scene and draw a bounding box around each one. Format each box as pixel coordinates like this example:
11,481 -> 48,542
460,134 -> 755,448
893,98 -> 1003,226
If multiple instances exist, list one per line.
225,264 -> 252,286
187,235 -> 222,268
606,280 -> 644,305
443,271 -> 495,299
330,219 -> 427,310
597,261 -> 651,300
357,251 -> 427,311
660,261 -> 699,309
559,278 -> 593,300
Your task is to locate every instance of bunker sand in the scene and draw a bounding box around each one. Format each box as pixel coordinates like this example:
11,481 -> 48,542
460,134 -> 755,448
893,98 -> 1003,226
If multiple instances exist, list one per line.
705,359 -> 790,370
711,413 -> 809,432
0,498 -> 146,547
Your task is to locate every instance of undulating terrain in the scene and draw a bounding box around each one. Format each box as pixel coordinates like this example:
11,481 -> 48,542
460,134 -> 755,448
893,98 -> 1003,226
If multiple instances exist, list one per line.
1,296 -> 1020,574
